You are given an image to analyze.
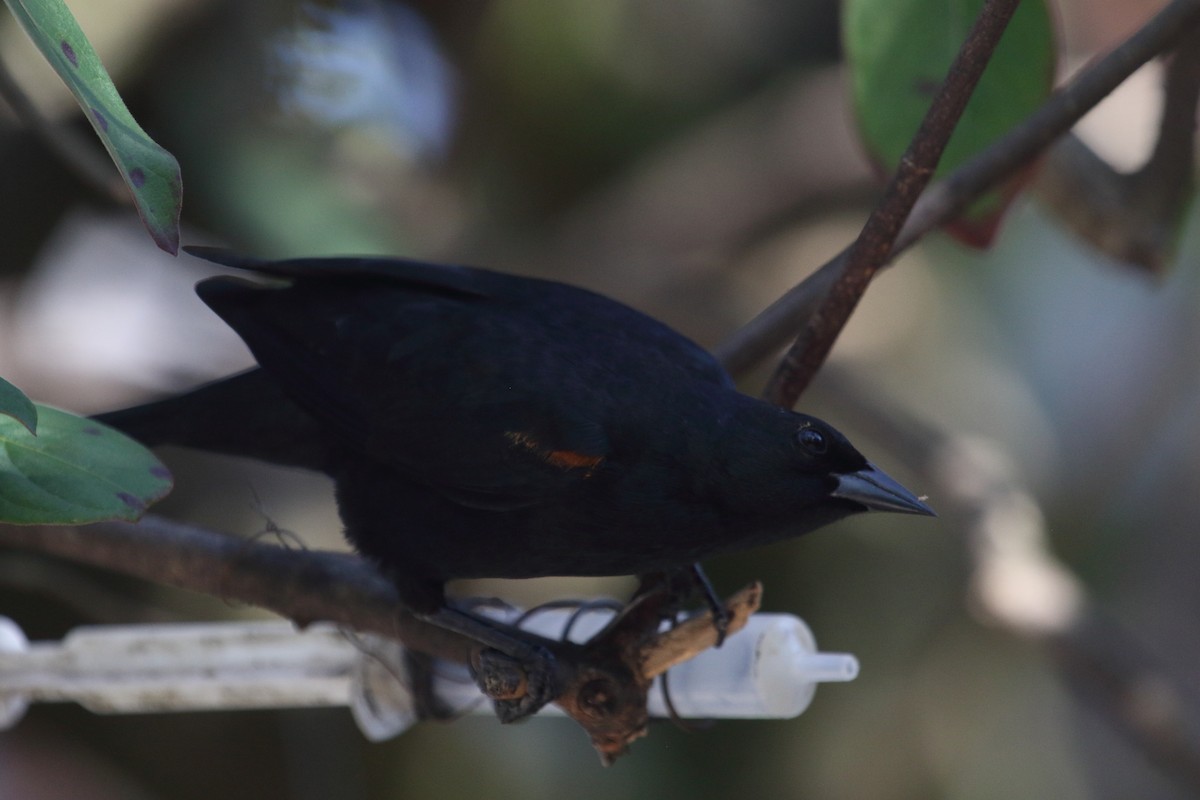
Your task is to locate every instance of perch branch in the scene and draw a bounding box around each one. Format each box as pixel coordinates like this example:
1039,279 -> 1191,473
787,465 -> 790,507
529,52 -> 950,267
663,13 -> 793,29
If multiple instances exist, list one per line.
0,518 -> 760,762
0,517 -> 467,658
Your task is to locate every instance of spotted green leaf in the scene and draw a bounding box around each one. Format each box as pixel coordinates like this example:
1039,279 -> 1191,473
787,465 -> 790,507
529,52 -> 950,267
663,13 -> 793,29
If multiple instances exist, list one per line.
0,405 -> 173,524
0,377 -> 36,434
4,0 -> 182,253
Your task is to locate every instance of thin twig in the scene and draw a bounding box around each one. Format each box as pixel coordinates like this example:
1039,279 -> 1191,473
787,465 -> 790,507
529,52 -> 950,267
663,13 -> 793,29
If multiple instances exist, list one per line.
761,0 -> 1019,407
717,0 -> 1200,379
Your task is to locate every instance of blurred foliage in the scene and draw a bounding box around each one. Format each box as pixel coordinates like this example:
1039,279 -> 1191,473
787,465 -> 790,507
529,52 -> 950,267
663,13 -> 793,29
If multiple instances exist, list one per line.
0,1 -> 1198,799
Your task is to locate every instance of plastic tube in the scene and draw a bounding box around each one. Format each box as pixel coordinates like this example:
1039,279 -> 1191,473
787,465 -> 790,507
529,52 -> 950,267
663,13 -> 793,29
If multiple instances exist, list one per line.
0,611 -> 857,740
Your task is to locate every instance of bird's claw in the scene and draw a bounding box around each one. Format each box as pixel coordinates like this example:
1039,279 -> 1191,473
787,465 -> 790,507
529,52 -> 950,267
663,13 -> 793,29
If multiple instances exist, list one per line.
710,603 -> 732,648
471,646 -> 559,723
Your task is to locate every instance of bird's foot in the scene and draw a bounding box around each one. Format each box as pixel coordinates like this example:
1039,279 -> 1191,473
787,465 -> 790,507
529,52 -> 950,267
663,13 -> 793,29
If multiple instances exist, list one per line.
471,645 -> 559,723
416,605 -> 561,722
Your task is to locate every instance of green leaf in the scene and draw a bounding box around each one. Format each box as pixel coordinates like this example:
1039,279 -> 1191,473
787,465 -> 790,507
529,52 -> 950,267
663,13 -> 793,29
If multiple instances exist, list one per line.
0,405 -> 173,525
0,377 -> 37,434
4,0 -> 182,254
844,0 -> 1055,246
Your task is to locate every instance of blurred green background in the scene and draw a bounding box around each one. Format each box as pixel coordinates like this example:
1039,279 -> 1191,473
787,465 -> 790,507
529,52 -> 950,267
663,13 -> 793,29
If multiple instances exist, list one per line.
1,1 -> 1198,798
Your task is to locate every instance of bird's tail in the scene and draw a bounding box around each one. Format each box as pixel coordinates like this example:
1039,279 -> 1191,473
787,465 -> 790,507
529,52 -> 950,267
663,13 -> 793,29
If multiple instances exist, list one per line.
93,368 -> 329,471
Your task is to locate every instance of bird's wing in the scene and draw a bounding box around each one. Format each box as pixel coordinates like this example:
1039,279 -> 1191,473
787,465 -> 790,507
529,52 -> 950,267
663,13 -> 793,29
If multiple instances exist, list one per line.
186,247 -> 731,390
191,256 -> 620,509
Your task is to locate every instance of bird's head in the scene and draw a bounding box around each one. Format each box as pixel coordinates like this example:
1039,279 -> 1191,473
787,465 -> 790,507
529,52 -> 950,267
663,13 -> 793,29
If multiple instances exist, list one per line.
710,400 -> 934,541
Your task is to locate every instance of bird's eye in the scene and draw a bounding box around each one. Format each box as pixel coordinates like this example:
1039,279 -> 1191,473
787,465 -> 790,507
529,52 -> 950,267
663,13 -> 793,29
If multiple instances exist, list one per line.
797,426 -> 828,455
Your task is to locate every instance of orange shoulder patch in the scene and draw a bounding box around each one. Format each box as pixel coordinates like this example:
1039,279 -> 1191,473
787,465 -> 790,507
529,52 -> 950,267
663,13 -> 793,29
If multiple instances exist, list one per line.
546,449 -> 604,470
505,431 -> 603,474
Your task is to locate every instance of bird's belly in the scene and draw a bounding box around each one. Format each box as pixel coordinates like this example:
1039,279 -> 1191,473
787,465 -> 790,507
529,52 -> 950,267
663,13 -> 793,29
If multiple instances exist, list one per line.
335,471 -> 727,582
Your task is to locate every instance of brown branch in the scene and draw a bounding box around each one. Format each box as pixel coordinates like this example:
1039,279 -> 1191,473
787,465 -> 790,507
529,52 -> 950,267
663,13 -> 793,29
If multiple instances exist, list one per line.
760,0 -> 1020,407
0,517 -> 466,658
716,0 -> 1200,379
556,581 -> 761,763
640,582 -> 760,679
818,368 -> 1200,797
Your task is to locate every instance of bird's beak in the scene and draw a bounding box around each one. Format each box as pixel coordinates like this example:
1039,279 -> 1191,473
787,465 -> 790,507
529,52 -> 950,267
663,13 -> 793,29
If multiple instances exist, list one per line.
832,463 -> 936,516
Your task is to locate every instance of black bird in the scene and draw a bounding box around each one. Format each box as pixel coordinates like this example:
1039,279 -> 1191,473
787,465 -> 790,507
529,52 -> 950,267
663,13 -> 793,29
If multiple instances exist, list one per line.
96,247 -> 934,718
